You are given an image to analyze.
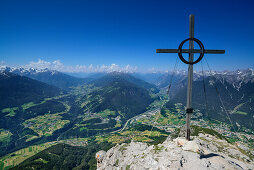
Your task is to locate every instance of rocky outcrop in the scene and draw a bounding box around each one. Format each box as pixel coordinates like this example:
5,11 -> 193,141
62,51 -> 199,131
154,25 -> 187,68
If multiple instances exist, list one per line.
96,133 -> 254,170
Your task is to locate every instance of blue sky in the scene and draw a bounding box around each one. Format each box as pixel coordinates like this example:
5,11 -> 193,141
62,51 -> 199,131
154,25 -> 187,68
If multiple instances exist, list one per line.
0,0 -> 254,72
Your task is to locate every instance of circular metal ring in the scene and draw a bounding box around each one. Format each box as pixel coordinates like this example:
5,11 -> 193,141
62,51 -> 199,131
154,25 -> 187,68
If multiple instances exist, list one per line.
178,38 -> 205,65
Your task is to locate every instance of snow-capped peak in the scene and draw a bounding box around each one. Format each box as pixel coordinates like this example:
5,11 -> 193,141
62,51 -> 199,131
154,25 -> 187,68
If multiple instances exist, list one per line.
0,66 -> 55,75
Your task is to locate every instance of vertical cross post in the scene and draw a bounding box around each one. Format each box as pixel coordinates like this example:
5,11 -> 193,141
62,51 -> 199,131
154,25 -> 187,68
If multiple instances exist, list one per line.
186,14 -> 195,140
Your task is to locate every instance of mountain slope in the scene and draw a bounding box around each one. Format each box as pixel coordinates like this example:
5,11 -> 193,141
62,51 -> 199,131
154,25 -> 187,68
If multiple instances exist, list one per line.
89,72 -> 158,93
131,72 -> 164,84
0,71 -> 61,109
166,71 -> 254,130
0,71 -> 67,156
82,72 -> 158,119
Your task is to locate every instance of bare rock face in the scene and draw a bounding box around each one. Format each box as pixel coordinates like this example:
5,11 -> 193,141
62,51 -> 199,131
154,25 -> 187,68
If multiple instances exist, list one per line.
182,140 -> 199,152
175,137 -> 188,147
96,133 -> 254,170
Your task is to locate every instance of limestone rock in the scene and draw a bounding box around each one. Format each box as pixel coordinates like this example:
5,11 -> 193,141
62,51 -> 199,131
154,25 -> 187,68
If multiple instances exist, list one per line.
174,137 -> 188,146
97,133 -> 254,170
182,140 -> 200,152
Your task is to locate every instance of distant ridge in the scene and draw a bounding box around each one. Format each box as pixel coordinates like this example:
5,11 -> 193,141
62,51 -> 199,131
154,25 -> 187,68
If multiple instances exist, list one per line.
0,66 -> 91,90
89,71 -> 158,92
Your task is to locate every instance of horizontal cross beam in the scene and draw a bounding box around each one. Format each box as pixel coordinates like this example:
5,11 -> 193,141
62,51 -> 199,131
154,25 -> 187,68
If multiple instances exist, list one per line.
156,49 -> 225,54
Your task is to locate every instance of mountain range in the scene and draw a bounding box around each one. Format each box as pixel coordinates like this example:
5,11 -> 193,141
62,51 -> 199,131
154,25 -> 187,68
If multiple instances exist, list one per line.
0,68 -> 159,157
161,69 -> 254,129
155,69 -> 254,91
0,66 -> 91,90
0,66 -> 253,169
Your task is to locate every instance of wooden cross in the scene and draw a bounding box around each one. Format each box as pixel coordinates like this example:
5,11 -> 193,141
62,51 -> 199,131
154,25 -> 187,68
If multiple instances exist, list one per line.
156,14 -> 225,140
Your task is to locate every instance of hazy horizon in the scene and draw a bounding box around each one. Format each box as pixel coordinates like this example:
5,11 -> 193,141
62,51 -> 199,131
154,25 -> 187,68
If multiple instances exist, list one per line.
1,60 -> 253,75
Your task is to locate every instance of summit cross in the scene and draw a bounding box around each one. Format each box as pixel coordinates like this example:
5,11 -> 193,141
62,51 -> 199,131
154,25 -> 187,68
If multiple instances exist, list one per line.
156,14 -> 225,141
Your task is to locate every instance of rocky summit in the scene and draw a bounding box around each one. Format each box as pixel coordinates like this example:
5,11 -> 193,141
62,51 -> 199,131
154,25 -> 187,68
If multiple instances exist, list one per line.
96,133 -> 254,170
